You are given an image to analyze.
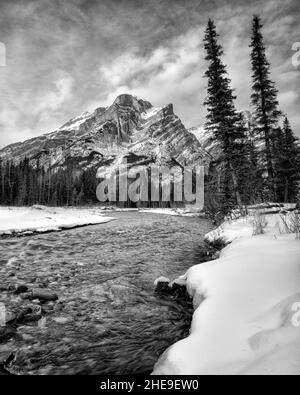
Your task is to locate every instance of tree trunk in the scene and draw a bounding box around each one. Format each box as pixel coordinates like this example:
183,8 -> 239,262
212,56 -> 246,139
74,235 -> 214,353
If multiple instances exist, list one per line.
230,165 -> 244,215
284,177 -> 289,203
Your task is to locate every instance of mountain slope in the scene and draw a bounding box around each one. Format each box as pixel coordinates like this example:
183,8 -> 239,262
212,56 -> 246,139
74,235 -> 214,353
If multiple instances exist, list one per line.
0,94 -> 211,173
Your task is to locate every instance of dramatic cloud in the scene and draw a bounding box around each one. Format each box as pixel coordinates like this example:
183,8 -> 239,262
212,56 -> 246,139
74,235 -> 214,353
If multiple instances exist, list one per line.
0,0 -> 299,148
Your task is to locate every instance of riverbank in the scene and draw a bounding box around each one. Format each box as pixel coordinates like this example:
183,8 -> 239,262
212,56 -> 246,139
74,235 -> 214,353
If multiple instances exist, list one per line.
101,206 -> 205,217
0,206 -> 206,237
153,210 -> 300,375
0,206 -> 115,236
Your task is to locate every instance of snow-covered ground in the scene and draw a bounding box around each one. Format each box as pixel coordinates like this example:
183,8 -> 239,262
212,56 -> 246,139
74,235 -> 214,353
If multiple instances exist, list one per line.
96,207 -> 204,217
0,206 -> 115,236
139,204 -> 297,220
139,208 -> 204,217
206,204 -> 298,245
153,211 -> 300,375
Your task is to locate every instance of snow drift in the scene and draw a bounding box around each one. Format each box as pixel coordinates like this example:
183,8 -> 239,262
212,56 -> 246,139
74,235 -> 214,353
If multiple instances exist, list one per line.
0,206 -> 114,236
153,212 -> 300,375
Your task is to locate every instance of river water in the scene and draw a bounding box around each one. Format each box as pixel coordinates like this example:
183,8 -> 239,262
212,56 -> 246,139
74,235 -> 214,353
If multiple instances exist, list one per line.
0,212 -> 213,375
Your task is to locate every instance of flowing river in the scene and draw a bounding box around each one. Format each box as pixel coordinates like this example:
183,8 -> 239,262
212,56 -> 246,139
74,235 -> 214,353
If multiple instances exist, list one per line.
0,211 -> 213,375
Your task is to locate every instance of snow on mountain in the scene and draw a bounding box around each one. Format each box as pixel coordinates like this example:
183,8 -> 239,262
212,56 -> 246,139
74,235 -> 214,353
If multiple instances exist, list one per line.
57,111 -> 94,132
188,125 -> 218,159
0,94 -> 211,174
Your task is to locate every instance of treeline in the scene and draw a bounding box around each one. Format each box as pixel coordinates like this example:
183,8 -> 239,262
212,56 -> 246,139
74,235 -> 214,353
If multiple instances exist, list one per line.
0,158 -> 99,206
0,158 -> 185,208
203,16 -> 300,214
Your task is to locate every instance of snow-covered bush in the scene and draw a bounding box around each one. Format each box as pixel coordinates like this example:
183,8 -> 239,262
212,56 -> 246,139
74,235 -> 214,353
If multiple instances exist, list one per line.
280,213 -> 300,239
252,210 -> 268,235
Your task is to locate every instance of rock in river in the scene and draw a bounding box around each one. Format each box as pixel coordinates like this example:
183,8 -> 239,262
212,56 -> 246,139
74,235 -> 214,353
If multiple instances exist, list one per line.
0,310 -> 17,326
0,327 -> 16,344
31,289 -> 58,302
16,305 -> 42,323
14,284 -> 29,294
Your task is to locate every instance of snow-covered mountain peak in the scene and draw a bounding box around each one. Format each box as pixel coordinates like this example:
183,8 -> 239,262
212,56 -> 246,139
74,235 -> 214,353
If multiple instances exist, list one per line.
0,94 -> 211,172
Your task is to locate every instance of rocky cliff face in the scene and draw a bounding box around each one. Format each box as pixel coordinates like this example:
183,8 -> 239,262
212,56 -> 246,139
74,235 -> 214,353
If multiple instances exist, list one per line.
189,126 -> 217,159
0,94 -> 211,173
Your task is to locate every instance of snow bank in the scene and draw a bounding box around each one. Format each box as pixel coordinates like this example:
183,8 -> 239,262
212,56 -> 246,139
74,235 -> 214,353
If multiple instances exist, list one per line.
139,208 -> 183,216
153,213 -> 300,375
205,209 -> 299,245
139,208 -> 205,217
205,216 -> 253,244
0,206 -> 115,236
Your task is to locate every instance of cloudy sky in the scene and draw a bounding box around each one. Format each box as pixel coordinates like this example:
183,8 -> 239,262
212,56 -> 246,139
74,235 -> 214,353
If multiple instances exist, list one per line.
0,0 -> 299,148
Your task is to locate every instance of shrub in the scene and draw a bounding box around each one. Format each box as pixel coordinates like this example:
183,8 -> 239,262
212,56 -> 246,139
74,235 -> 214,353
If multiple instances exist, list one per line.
252,210 -> 268,236
280,212 -> 300,239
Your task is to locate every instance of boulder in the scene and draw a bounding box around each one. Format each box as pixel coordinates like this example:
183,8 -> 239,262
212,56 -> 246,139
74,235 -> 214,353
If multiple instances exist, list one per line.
31,289 -> 58,302
0,349 -> 14,375
14,284 -> 29,294
0,350 -> 14,365
154,277 -> 172,294
16,304 -> 42,323
0,327 -> 16,344
155,276 -> 190,300
171,282 -> 189,299
3,310 -> 17,325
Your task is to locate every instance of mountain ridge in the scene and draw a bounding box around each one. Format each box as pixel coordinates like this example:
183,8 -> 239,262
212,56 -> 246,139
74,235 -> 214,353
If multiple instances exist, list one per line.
0,94 -> 211,173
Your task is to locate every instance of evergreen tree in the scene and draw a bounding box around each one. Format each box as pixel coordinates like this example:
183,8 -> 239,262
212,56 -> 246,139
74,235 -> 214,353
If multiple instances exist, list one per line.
203,19 -> 248,211
250,15 -> 282,200
274,117 -> 300,202
236,113 -> 262,204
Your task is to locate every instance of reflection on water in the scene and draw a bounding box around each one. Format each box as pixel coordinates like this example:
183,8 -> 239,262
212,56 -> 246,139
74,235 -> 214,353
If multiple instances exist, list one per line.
0,212 -> 212,375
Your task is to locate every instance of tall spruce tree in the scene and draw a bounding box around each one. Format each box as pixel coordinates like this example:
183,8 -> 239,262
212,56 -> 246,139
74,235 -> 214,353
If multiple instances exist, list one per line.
237,112 -> 262,204
274,117 -> 300,202
203,19 -> 248,211
250,15 -> 282,200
